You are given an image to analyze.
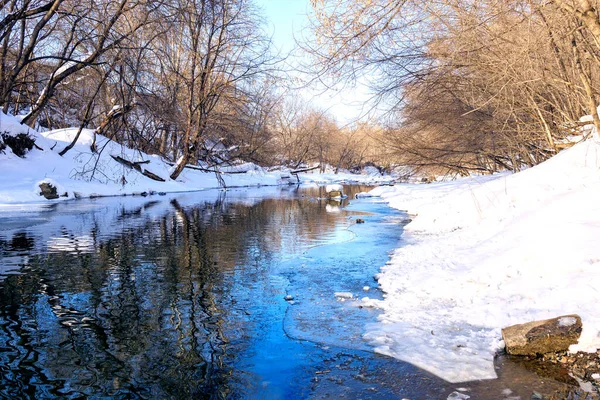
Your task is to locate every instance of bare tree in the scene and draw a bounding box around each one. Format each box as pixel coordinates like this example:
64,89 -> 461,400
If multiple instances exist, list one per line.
306,0 -> 600,175
164,0 -> 273,180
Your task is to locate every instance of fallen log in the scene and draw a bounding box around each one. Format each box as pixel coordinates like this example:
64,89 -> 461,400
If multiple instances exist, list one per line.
163,161 -> 256,174
163,161 -> 214,172
289,165 -> 321,183
291,165 -> 321,174
141,169 -> 165,182
111,155 -> 165,182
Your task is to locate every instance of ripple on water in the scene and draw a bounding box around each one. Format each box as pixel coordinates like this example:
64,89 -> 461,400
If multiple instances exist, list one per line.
0,185 -> 587,398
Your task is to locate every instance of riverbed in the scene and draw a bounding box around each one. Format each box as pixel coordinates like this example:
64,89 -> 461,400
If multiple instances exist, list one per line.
0,185 -> 590,399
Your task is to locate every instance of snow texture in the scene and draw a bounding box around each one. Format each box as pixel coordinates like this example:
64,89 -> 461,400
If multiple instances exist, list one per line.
366,136 -> 600,383
558,317 -> 578,327
325,184 -> 344,193
0,113 -> 393,205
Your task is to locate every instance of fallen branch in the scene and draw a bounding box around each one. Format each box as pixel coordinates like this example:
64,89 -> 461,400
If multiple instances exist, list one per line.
289,164 -> 321,183
111,155 -> 165,182
163,161 -> 218,173
291,165 -> 320,174
163,160 -> 249,174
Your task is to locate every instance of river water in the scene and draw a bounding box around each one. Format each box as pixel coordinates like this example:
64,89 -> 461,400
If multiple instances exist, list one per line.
0,185 -> 589,399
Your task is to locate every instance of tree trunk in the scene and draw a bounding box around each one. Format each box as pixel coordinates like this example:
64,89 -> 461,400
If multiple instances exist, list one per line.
169,153 -> 189,180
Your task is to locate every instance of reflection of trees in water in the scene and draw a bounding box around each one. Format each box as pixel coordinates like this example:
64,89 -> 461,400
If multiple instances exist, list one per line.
0,189 -> 362,398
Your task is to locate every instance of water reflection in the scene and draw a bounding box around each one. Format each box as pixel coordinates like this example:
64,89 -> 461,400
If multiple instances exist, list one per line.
1,186 -> 587,399
0,185 -> 387,398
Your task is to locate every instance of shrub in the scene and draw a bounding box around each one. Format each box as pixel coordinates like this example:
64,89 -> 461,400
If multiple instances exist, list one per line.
1,131 -> 35,157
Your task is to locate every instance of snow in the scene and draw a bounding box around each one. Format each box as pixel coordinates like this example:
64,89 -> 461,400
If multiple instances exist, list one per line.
325,204 -> 341,213
365,136 -> 600,383
325,183 -> 344,193
558,316 -> 578,327
334,292 -> 354,300
0,113 -> 393,205
447,392 -> 470,400
8,108 -> 600,386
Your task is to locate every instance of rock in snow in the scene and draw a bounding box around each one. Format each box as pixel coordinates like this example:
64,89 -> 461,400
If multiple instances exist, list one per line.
325,184 -> 344,199
39,182 -> 59,200
502,315 -> 582,356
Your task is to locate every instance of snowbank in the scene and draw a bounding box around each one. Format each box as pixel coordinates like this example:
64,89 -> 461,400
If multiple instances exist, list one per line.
0,113 -> 393,205
366,138 -> 600,383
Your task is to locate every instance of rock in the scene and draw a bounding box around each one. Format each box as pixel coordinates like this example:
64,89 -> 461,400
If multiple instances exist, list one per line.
39,182 -> 59,200
325,184 -> 343,193
502,315 -> 582,356
325,184 -> 344,199
356,218 -> 365,224
284,295 -> 294,301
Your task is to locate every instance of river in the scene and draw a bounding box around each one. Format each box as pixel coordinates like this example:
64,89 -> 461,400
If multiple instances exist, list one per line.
0,185 -> 589,399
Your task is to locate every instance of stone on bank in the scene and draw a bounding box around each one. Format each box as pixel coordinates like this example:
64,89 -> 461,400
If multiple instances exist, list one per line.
325,184 -> 344,199
502,315 -> 582,356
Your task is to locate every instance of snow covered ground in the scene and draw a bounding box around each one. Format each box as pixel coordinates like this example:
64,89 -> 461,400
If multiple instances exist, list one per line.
0,113 -> 392,205
364,135 -> 600,383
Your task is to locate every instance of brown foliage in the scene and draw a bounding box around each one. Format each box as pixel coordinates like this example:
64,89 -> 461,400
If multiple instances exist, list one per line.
308,0 -> 600,175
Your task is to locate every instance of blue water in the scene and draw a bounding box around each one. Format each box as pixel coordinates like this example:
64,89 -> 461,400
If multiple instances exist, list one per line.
0,185 -> 585,399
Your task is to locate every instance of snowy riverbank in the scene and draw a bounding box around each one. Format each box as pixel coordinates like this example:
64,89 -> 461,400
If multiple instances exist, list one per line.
365,136 -> 600,383
0,113 -> 392,206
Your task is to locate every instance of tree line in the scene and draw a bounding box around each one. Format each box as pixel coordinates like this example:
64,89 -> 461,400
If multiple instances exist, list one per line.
308,0 -> 600,175
6,0 -> 591,179
0,0 -> 382,179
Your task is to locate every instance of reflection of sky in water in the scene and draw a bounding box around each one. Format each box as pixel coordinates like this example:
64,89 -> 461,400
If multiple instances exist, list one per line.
0,185 -> 410,398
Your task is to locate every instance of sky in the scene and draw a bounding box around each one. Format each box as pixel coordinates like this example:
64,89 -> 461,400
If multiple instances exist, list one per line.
255,0 -> 374,125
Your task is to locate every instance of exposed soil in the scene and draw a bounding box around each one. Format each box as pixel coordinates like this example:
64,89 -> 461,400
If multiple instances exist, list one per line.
506,349 -> 600,399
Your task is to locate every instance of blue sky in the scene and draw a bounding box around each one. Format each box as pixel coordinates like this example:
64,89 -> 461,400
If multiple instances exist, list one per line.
255,0 -> 373,125
256,0 -> 311,54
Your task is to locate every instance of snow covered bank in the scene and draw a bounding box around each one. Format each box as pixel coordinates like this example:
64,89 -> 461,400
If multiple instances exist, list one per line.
0,113 -> 392,205
365,138 -> 600,383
